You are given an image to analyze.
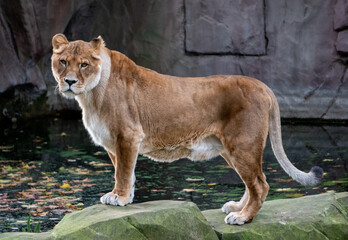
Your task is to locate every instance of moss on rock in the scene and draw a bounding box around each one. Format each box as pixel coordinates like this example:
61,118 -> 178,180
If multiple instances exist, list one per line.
1,193 -> 347,240
202,192 -> 348,240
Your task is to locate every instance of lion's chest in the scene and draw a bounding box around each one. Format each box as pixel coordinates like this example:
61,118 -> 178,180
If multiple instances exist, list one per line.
82,112 -> 113,151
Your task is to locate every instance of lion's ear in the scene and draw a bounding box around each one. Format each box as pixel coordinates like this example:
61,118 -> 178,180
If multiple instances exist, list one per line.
90,36 -> 105,49
52,34 -> 68,53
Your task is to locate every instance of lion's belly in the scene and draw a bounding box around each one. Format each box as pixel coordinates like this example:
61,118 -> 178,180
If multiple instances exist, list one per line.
139,135 -> 223,162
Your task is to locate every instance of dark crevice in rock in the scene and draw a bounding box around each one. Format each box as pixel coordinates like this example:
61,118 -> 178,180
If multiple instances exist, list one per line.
238,64 -> 245,76
320,67 -> 348,118
86,226 -> 109,239
335,199 -> 348,220
124,217 -> 150,240
182,0 -> 187,54
263,0 -> 268,54
310,224 -> 330,240
304,79 -> 326,100
320,126 -> 338,147
331,202 -> 348,220
0,8 -> 19,60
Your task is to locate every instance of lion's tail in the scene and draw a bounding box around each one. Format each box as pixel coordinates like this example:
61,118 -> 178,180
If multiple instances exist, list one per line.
267,89 -> 323,186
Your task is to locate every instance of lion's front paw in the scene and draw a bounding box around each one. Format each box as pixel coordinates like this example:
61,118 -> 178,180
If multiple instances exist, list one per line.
221,201 -> 243,214
100,192 -> 130,206
224,212 -> 249,225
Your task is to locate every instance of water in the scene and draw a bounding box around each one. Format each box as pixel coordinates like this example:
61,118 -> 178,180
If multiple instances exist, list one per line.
0,116 -> 347,232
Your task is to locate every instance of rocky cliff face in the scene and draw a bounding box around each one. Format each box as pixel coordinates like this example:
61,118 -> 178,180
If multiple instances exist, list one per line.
0,0 -> 347,119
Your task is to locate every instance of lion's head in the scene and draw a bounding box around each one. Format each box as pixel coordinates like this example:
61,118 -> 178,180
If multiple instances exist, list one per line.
51,34 -> 105,99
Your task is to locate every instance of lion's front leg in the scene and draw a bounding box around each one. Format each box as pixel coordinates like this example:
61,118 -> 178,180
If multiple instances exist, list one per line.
100,137 -> 139,206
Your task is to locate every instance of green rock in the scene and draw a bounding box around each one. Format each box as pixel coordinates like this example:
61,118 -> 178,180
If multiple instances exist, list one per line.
0,232 -> 51,240
1,193 -> 347,240
52,200 -> 218,240
202,192 -> 348,240
0,200 -> 218,240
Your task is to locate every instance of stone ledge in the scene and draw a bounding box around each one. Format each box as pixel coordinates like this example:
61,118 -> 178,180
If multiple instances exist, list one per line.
0,200 -> 218,240
1,192 -> 347,240
202,192 -> 348,240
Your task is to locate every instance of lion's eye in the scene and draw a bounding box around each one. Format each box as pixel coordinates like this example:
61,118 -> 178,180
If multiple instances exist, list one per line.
81,63 -> 88,68
60,60 -> 67,65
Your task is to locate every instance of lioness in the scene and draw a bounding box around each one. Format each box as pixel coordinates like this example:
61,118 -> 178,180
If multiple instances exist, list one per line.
51,34 -> 323,225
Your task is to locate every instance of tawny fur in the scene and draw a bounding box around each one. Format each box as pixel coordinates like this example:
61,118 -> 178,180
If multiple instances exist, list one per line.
51,34 -> 323,225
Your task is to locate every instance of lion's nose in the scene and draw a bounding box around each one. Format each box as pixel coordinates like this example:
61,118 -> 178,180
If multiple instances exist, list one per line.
64,78 -> 78,86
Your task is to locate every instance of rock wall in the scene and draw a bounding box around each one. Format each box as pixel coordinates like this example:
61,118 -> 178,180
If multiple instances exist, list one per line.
0,0 -> 347,119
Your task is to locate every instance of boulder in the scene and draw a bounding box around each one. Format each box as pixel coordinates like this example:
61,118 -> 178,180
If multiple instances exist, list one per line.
0,200 -> 218,240
1,193 -> 347,240
202,192 -> 348,240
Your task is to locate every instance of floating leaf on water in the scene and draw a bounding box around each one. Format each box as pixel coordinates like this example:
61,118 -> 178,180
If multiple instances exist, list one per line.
182,189 -> 195,192
60,132 -> 67,137
0,145 -> 14,150
89,161 -> 113,167
216,165 -> 231,169
275,188 -> 297,192
59,183 -> 71,190
285,193 -> 304,198
0,179 -> 11,184
151,189 -> 166,192
93,151 -> 105,156
323,158 -> 334,162
273,178 -> 293,183
333,180 -> 347,184
21,204 -> 38,209
207,183 -> 217,186
185,177 -> 204,182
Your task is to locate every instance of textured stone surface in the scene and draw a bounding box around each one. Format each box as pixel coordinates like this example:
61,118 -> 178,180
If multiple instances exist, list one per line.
1,193 -> 347,240
185,0 -> 266,55
0,232 -> 51,240
336,30 -> 348,53
202,192 -> 348,240
334,0 -> 348,30
0,8 -> 26,93
0,200 -> 219,240
0,0 -> 348,119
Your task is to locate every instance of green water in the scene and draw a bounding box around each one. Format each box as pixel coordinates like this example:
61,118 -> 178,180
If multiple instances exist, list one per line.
0,117 -> 347,232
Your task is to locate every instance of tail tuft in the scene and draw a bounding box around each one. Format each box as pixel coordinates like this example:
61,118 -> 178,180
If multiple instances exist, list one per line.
309,166 -> 323,185
267,87 -> 324,187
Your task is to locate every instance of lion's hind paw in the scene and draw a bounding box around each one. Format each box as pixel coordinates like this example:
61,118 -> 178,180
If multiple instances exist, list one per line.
100,192 -> 125,206
224,212 -> 248,225
221,201 -> 243,214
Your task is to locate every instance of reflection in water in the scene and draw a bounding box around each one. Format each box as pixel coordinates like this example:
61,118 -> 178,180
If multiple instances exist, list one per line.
0,117 -> 347,232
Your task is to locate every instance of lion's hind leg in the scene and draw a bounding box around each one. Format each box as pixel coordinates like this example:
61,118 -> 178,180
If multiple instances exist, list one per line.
223,150 -> 269,225
220,153 -> 249,214
221,189 -> 249,214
